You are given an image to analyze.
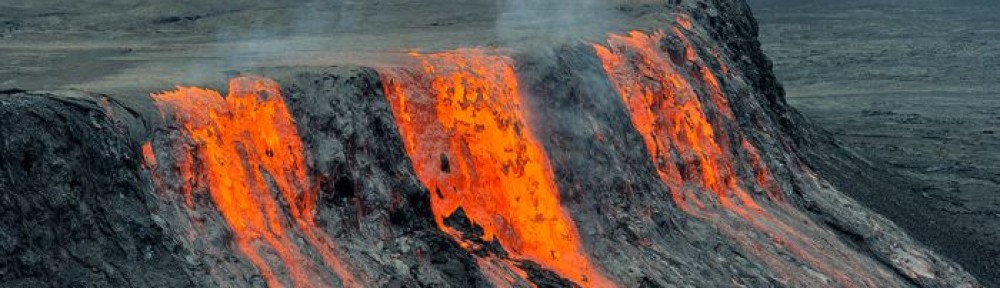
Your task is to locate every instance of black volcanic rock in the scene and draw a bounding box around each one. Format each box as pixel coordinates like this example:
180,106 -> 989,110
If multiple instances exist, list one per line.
516,45 -> 776,287
0,1 -> 983,287
279,67 -> 489,286
0,91 -> 206,287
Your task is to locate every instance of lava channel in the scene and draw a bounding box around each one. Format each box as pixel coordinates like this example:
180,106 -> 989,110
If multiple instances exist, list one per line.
379,49 -> 615,287
147,76 -> 357,288
594,30 -> 896,287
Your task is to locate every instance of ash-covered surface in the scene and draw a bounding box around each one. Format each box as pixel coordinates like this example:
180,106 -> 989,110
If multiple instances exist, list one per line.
0,0 -> 986,287
753,0 -> 1000,285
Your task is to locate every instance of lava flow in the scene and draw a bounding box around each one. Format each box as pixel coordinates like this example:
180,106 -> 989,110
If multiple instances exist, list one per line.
147,76 -> 356,288
594,30 -> 895,287
593,30 -> 757,212
379,49 -> 614,287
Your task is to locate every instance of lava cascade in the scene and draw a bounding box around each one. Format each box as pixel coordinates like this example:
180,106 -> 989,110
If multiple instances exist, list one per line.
593,30 -> 756,214
593,29 -> 898,286
379,50 -> 614,287
146,76 -> 357,288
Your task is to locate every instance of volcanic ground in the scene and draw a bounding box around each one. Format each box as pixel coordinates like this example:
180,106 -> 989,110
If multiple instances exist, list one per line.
0,0 -> 990,287
752,0 -> 1000,286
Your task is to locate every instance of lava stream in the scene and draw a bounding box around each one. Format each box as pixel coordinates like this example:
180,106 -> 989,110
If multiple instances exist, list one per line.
379,49 -> 614,287
147,76 -> 357,288
593,30 -> 757,212
594,30 -> 894,287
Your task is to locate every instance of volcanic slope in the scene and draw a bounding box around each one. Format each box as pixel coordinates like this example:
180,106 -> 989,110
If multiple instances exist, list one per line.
753,0 -> 1000,285
0,0 -> 980,287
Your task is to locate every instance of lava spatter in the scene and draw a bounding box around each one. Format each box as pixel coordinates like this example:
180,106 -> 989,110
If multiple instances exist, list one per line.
148,76 -> 357,288
379,49 -> 615,287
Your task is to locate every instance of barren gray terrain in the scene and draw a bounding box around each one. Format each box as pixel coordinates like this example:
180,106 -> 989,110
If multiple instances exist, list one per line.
753,0 -> 1000,285
0,0 -> 638,95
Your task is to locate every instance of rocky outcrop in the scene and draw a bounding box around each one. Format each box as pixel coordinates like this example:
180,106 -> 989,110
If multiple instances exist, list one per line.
0,90 -> 204,287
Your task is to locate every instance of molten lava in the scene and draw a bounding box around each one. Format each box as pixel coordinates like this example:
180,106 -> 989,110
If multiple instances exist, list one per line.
594,30 -> 895,287
148,76 -> 356,288
593,30 -> 758,213
379,49 -> 614,287
141,142 -> 157,167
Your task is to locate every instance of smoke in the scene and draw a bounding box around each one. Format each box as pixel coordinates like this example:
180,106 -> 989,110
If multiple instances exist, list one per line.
170,0 -> 364,87
125,0 -> 629,89
211,0 -> 333,70
496,0 -> 624,49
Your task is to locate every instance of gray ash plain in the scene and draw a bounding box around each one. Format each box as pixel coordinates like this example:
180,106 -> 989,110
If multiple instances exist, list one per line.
753,0 -> 1000,285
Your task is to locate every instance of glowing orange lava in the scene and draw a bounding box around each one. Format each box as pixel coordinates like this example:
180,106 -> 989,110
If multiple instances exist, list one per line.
141,142 -> 158,167
594,30 -> 892,287
593,30 -> 759,213
379,49 -> 614,287
149,76 -> 357,288
675,14 -> 694,31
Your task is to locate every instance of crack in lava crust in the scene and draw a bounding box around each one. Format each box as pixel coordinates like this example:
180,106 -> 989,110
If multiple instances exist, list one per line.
379,50 -> 615,287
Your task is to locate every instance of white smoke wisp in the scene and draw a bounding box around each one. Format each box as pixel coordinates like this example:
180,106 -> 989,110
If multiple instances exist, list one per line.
496,0 -> 624,49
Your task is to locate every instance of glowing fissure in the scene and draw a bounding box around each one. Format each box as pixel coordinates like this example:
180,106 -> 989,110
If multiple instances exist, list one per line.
594,30 -> 894,287
147,76 -> 357,288
379,49 -> 614,287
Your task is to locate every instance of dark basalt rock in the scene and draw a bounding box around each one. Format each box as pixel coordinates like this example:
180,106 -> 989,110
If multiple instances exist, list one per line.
517,45 -> 775,287
0,91 -> 207,287
279,67 -> 489,286
0,1 -> 983,287
442,208 -> 508,258
442,208 -> 485,242
515,261 -> 580,288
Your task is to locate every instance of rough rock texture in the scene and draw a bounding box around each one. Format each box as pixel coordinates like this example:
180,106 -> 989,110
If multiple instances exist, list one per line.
0,90 -> 206,287
0,0 -> 984,287
680,1 -> 981,286
518,46 -> 782,286
142,68 -> 492,287
280,68 -> 489,286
